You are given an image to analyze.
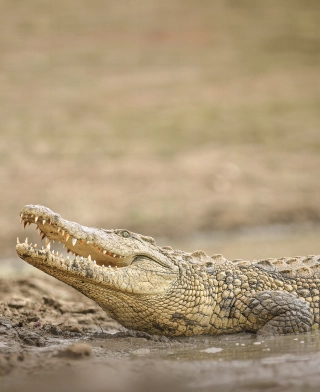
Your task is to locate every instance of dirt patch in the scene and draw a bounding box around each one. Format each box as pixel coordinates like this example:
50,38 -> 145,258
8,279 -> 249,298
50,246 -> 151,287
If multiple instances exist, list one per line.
55,342 -> 92,358
0,275 -> 123,334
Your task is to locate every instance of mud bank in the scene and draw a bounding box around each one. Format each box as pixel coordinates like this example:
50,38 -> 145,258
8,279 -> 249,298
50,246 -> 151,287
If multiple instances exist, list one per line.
1,274 -> 320,392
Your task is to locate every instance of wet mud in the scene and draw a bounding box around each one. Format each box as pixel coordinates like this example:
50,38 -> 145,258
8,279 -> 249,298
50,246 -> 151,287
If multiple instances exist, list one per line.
1,274 -> 320,392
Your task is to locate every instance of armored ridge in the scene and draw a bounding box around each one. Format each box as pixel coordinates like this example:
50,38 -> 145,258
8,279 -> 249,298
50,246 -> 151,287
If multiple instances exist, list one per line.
16,205 -> 320,336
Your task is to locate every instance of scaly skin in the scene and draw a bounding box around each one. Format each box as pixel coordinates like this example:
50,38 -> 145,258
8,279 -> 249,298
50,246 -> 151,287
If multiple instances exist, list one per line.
16,205 -> 320,336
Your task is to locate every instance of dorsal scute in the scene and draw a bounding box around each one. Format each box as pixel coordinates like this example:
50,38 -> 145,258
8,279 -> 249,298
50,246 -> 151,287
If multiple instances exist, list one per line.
188,250 -> 219,265
161,247 -> 212,266
255,259 -> 276,271
233,259 -> 251,268
252,255 -> 320,278
169,249 -> 228,267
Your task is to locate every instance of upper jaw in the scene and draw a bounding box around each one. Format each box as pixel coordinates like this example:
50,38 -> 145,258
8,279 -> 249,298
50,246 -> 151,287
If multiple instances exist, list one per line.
19,204 -> 136,268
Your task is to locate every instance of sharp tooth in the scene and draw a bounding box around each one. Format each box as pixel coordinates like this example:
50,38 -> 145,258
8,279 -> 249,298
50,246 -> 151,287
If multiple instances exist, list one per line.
46,242 -> 51,250
88,255 -> 91,262
66,256 -> 70,260
56,252 -> 59,256
113,254 -> 117,257
25,238 -> 28,244
17,237 -> 20,244
65,233 -> 70,241
103,250 -> 107,254
37,228 -> 41,235
72,238 -> 77,246
93,260 -> 96,265
52,240 -> 55,244
34,244 -> 37,248
102,265 -> 105,268
35,216 -> 39,223
41,246 -> 44,250
51,250 -> 54,254
42,220 -> 46,225
20,213 -> 23,218
108,265 -> 111,269
61,230 -> 65,236
57,227 -> 61,233
86,240 -> 91,244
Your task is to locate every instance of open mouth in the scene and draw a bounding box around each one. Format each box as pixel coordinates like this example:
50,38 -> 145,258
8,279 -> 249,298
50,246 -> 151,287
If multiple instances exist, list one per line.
17,207 -> 134,269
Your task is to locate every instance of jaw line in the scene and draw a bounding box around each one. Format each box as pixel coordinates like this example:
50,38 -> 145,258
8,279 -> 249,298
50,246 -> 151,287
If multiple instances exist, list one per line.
17,204 -> 177,274
16,241 -> 177,297
19,206 -> 136,268
16,240 -> 123,280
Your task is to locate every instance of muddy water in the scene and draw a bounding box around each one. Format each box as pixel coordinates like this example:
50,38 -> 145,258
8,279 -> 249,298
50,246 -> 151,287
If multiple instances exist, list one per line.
158,331 -> 320,362
86,329 -> 320,362
1,224 -> 320,392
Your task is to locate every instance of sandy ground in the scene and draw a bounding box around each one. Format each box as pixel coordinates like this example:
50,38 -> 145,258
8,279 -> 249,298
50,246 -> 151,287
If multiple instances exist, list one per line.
1,0 -> 320,259
1,271 -> 320,392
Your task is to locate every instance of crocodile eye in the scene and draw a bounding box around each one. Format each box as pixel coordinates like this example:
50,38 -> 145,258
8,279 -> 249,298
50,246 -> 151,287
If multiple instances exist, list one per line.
121,231 -> 130,238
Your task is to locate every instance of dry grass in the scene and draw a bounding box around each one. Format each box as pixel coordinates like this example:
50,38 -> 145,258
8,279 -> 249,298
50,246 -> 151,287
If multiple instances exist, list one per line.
0,0 -> 319,257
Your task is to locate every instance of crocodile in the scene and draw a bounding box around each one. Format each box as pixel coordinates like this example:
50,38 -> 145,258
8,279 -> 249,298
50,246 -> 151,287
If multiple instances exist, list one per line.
16,205 -> 320,336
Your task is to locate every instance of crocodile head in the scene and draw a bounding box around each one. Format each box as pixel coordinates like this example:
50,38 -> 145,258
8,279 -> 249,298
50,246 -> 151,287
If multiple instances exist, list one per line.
16,205 -> 195,334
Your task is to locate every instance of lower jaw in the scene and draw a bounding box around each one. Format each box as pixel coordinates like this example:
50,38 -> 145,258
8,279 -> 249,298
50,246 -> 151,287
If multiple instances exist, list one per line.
16,236 -> 133,269
16,241 -> 121,275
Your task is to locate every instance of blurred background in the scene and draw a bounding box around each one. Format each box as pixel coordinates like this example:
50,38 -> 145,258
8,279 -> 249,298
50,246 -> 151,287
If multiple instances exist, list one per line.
1,0 -> 320,271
